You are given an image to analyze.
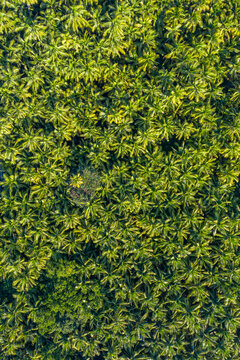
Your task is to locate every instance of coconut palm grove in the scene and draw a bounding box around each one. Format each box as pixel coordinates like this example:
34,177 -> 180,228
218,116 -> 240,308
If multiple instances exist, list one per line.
0,0 -> 240,359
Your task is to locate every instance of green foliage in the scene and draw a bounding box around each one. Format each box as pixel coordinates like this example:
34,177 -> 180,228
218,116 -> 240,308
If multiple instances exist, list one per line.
0,0 -> 240,359
0,165 -> 4,194
68,166 -> 101,208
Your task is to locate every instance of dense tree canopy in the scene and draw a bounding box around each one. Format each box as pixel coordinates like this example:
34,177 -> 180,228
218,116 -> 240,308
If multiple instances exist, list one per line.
0,0 -> 240,359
